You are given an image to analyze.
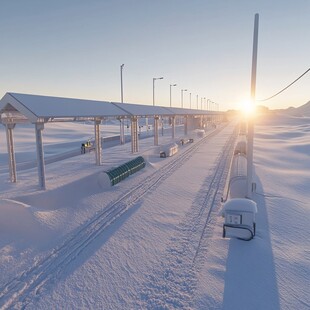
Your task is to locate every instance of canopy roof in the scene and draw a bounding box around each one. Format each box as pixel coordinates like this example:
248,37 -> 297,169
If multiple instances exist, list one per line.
0,92 -> 217,124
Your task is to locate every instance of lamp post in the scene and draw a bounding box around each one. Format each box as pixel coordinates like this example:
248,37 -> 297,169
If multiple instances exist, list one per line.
181,89 -> 187,108
189,92 -> 192,109
153,77 -> 164,106
196,95 -> 199,109
120,64 -> 124,103
170,84 -> 177,107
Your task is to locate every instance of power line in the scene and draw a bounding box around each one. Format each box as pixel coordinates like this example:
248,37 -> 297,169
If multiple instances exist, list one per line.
257,67 -> 310,102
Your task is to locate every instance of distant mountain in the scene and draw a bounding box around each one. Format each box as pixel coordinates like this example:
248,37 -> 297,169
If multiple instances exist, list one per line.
279,101 -> 310,117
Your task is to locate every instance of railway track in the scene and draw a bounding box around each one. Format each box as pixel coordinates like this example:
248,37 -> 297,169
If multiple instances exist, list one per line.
138,125 -> 238,309
0,124 -> 234,309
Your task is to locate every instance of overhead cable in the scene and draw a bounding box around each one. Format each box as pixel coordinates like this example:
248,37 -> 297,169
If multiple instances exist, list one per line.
257,67 -> 310,102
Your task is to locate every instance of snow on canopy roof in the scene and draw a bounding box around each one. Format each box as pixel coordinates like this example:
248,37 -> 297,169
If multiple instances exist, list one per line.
112,102 -> 174,117
167,107 -> 208,115
0,92 -> 219,124
0,93 -> 130,123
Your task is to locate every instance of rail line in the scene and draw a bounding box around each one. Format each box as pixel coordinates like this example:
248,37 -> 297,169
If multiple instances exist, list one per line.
0,124 -> 232,309
139,125 -> 238,309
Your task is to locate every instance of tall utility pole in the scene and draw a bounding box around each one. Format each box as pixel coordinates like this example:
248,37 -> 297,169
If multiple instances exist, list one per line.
247,13 -> 259,199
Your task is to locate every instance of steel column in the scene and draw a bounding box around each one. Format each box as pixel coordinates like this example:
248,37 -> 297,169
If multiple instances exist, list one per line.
131,117 -> 138,153
184,116 -> 188,135
35,123 -> 46,189
120,118 -> 125,145
94,119 -> 102,165
6,123 -> 17,183
154,116 -> 159,146
171,116 -> 176,140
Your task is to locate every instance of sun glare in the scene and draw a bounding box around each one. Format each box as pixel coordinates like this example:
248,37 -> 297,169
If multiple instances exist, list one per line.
239,99 -> 256,117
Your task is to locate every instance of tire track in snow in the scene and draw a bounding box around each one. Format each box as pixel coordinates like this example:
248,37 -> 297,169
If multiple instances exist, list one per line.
138,126 -> 238,309
0,125 -> 230,309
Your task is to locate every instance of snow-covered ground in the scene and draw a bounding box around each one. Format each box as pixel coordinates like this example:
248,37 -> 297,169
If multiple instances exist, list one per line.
0,114 -> 309,309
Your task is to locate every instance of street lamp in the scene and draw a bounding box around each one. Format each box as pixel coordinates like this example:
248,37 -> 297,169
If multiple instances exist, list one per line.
120,64 -> 124,103
153,77 -> 164,106
170,84 -> 177,107
189,92 -> 192,109
181,89 -> 187,108
196,95 -> 199,109
209,100 -> 213,111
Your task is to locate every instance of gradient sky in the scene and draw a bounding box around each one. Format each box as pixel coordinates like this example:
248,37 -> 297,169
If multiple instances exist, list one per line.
0,0 -> 309,111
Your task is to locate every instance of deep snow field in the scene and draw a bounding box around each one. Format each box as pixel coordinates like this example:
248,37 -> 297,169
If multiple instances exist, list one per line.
0,113 -> 309,309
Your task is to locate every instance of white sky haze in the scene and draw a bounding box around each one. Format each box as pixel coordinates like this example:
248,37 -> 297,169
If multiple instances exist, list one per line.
0,0 -> 309,111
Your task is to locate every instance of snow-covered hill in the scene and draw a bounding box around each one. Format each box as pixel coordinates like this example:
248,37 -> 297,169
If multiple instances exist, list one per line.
279,100 -> 310,116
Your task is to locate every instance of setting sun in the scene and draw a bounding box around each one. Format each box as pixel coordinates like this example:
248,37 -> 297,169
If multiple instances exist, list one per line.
239,99 -> 256,116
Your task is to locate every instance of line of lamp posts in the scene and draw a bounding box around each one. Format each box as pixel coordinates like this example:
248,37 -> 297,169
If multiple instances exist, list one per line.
119,64 -> 219,145
153,77 -> 219,111
120,64 -> 219,111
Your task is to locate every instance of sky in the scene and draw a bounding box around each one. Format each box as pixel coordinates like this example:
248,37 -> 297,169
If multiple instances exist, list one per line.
0,0 -> 309,111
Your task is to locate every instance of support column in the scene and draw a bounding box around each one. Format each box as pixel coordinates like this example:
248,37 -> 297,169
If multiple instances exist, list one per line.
94,119 -> 102,165
5,123 -> 17,183
120,118 -> 125,145
184,116 -> 188,136
35,122 -> 46,190
154,116 -> 159,146
171,116 -> 176,140
187,116 -> 193,132
146,117 -> 149,135
161,117 -> 164,136
131,117 -> 139,153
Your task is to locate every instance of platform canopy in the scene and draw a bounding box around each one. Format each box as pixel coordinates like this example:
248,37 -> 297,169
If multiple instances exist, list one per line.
166,106 -> 216,116
0,92 -> 223,190
112,102 -> 174,117
0,92 -> 217,125
0,92 -> 130,124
